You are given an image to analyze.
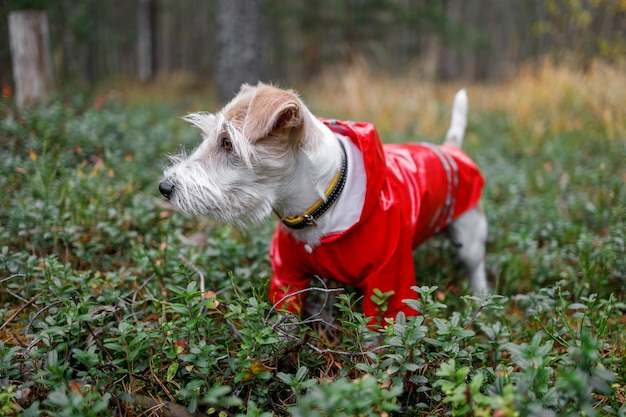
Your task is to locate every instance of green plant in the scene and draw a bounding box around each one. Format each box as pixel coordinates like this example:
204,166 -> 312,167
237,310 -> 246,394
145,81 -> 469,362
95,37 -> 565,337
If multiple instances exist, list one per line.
0,385 -> 22,416
287,375 -> 402,417
1,80 -> 624,416
435,358 -> 492,416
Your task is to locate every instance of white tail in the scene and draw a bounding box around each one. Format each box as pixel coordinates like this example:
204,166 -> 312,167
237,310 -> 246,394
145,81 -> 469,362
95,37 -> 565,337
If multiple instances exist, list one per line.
444,88 -> 468,148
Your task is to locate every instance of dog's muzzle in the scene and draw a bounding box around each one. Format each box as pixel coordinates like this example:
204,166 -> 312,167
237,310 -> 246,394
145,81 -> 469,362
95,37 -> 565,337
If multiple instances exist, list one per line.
159,178 -> 175,200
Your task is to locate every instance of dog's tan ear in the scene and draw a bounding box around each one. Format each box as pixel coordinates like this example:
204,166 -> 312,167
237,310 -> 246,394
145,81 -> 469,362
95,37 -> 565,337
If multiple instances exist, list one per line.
243,85 -> 303,142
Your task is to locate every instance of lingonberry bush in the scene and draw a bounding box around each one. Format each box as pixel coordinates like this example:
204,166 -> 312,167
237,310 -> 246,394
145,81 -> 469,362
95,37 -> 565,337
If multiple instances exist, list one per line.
1,64 -> 625,416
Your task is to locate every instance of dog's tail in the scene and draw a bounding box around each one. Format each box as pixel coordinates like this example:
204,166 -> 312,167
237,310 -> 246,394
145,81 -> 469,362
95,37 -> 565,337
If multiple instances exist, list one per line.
444,88 -> 468,148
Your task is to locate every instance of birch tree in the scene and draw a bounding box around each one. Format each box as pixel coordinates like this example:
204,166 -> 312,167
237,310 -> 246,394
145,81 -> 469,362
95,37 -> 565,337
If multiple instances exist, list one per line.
8,10 -> 55,108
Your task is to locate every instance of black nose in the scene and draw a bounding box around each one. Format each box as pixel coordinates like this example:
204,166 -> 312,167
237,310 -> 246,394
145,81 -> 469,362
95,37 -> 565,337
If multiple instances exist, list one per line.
159,179 -> 175,199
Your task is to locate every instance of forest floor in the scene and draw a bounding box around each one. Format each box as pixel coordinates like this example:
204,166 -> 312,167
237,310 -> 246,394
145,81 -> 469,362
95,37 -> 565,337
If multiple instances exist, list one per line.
1,62 -> 625,416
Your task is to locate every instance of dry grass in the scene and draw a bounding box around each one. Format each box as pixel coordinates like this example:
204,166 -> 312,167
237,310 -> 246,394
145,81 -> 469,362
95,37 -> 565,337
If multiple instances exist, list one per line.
303,59 -> 626,142
96,70 -> 217,108
101,59 -> 626,144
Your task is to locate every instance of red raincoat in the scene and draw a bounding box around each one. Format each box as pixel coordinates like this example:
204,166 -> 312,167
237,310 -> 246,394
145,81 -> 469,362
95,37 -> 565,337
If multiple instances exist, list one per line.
270,119 -> 485,323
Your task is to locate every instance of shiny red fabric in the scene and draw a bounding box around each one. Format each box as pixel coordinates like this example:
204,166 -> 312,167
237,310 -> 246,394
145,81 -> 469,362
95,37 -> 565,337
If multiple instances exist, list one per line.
269,119 -> 485,323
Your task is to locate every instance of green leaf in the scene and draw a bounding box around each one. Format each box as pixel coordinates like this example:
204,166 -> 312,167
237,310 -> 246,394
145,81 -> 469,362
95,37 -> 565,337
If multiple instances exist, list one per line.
167,361 -> 179,381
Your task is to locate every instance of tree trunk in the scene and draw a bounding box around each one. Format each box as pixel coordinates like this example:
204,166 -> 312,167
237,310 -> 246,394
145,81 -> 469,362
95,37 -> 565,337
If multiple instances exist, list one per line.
8,11 -> 55,108
215,0 -> 265,102
439,0 -> 462,80
138,0 -> 156,82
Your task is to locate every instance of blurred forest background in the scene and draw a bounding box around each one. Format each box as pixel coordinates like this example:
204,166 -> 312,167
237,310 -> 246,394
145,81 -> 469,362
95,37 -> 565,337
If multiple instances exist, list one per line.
2,0 -> 626,102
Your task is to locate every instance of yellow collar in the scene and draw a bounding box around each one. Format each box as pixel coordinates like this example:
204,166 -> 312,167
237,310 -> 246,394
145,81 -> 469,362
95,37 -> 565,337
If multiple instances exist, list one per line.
278,139 -> 347,230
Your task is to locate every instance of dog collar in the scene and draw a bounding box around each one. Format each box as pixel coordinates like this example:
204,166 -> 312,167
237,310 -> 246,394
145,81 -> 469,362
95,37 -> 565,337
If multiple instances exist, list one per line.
278,139 -> 348,230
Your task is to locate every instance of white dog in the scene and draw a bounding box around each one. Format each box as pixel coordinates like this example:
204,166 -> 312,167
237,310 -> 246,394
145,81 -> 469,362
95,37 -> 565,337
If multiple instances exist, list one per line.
160,83 -> 487,324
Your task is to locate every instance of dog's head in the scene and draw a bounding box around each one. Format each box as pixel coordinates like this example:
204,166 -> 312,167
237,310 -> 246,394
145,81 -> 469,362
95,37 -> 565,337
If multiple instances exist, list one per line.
159,83 -> 314,228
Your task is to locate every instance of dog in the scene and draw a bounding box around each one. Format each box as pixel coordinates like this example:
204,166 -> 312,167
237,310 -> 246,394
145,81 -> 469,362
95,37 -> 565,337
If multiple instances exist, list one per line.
159,83 -> 488,324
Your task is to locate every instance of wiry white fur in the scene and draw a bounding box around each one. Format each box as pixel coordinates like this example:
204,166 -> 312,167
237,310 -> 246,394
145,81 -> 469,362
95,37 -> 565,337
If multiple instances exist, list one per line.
163,113 -> 278,228
161,87 -> 342,239
446,206 -> 489,293
276,117 -> 344,244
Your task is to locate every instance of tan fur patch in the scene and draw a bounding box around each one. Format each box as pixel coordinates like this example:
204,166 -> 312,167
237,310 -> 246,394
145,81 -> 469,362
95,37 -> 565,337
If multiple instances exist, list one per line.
228,83 -> 303,142
224,86 -> 256,130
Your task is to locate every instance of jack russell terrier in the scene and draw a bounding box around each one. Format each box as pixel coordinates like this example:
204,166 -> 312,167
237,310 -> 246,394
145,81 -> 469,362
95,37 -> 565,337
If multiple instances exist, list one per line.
159,83 -> 487,324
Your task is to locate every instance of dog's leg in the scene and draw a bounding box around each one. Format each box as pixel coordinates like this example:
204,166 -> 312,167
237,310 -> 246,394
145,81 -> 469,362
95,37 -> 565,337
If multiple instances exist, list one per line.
441,89 -> 488,293
446,204 -> 488,294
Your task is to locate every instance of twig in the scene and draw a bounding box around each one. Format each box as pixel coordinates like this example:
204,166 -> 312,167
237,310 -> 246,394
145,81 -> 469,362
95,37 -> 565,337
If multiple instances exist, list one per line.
177,254 -> 206,298
274,315 -> 343,337
305,342 -> 391,357
6,289 -> 28,303
274,324 -> 389,358
10,330 -> 26,348
127,273 -> 155,325
129,273 -> 155,303
266,286 -> 345,318
0,292 -> 41,332
149,354 -> 177,403
299,276 -> 340,325
0,273 -> 25,284
224,315 -> 243,340
79,311 -> 118,366
462,304 -> 484,331
25,300 -> 63,335
122,393 -> 213,417
282,328 -> 311,355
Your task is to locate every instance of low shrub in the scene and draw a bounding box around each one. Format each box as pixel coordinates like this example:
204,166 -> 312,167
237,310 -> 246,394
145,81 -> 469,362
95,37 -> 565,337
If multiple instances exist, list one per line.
0,71 -> 624,416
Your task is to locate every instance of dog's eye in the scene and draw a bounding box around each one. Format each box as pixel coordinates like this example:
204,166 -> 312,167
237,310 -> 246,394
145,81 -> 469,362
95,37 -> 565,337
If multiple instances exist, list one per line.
220,133 -> 233,151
